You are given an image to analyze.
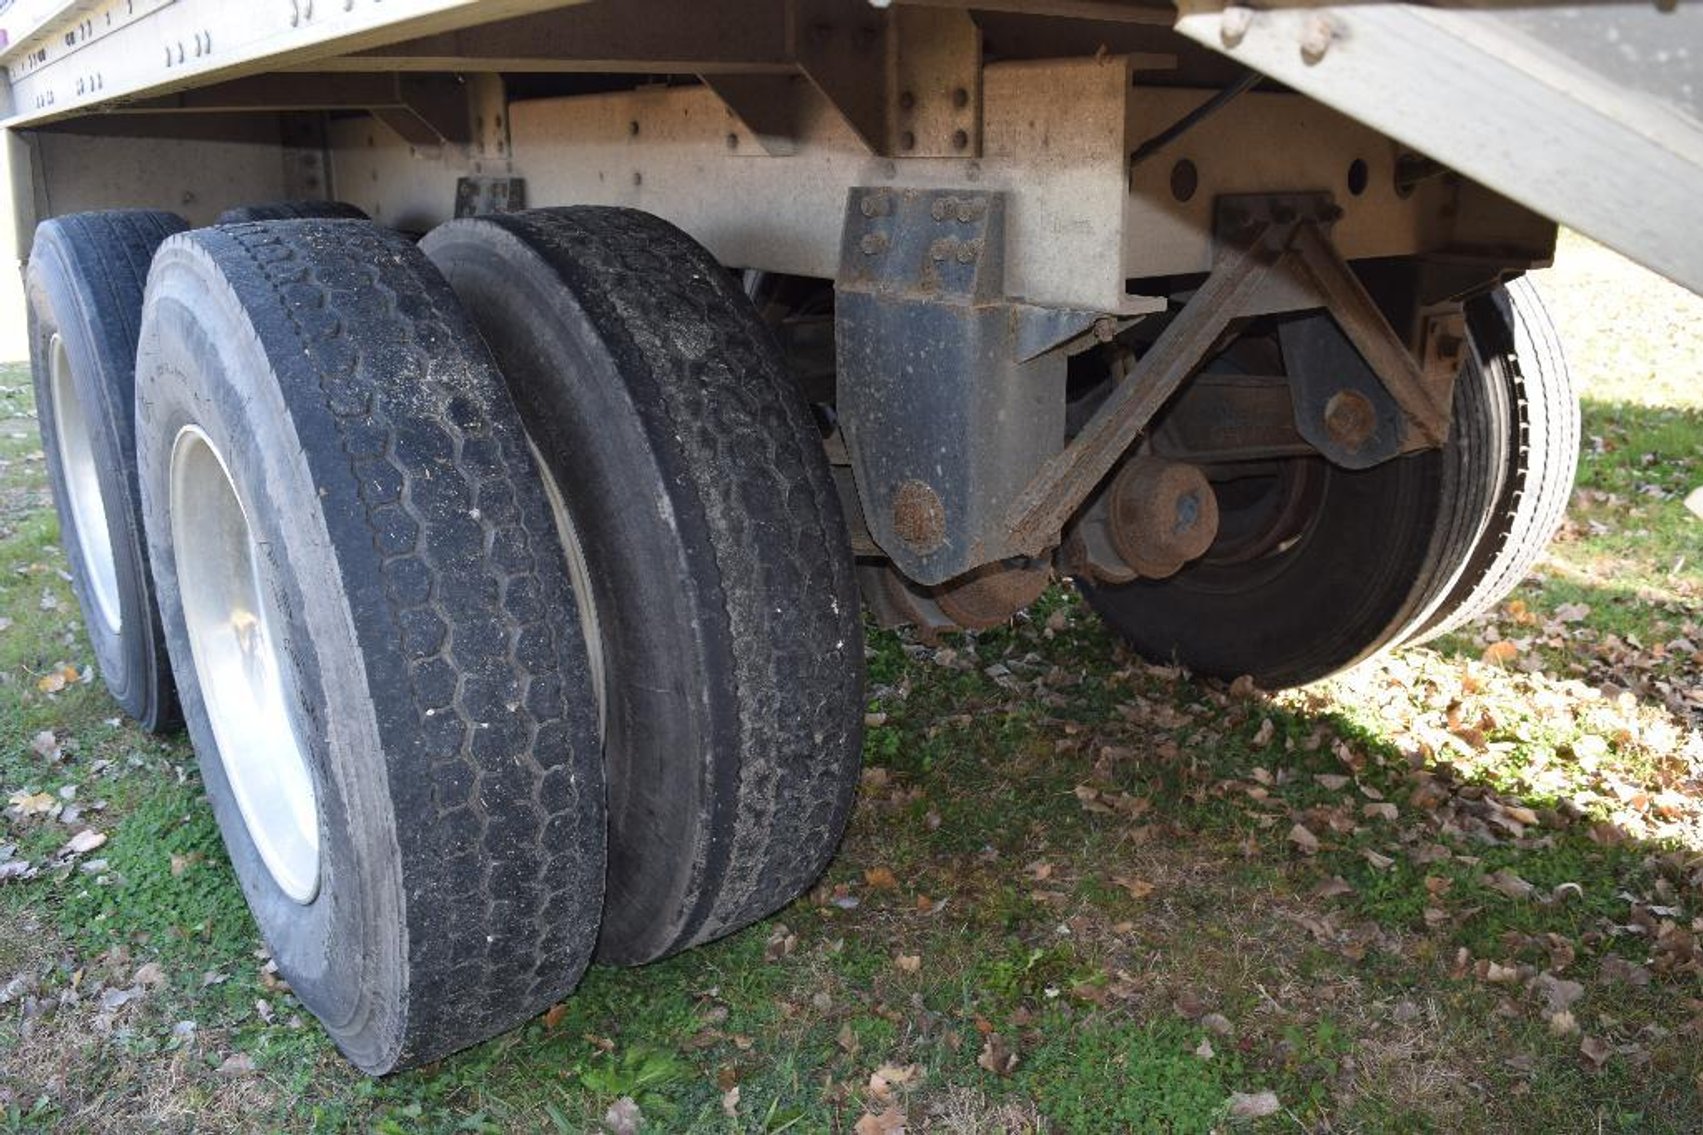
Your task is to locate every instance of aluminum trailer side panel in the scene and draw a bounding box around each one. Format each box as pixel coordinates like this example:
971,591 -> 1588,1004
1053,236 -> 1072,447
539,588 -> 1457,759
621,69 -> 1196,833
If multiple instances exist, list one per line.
1175,1 -> 1703,295
0,0 -> 585,125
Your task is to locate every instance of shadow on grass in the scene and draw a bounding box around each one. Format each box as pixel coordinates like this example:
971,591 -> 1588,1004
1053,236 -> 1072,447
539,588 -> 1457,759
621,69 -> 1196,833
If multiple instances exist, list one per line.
3,393 -> 1700,1134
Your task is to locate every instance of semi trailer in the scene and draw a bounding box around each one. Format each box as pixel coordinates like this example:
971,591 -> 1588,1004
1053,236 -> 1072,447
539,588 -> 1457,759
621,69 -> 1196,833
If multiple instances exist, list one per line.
5,0 -> 1697,1072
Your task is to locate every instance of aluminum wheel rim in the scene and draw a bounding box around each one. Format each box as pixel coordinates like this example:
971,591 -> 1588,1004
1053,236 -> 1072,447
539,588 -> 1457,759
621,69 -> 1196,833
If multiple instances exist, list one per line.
527,435 -> 607,739
48,333 -> 122,635
169,425 -> 320,903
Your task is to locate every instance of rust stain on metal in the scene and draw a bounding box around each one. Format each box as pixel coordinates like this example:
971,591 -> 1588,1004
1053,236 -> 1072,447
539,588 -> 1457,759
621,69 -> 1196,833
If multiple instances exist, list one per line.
931,559 -> 1050,630
891,479 -> 947,552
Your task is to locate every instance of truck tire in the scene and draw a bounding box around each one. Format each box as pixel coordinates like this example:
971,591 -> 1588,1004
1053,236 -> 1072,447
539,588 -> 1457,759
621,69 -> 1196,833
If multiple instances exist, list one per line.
215,200 -> 369,225
134,220 -> 606,1073
1397,278 -> 1579,644
422,208 -> 864,965
27,210 -> 187,731
1080,454 -> 1450,688
1075,327 -> 1503,689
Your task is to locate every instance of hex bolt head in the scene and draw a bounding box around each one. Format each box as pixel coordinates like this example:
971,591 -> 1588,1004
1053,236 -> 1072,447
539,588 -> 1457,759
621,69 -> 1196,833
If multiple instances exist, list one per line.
1220,5 -> 1253,48
891,480 -> 947,553
1323,389 -> 1379,452
1300,14 -> 1336,64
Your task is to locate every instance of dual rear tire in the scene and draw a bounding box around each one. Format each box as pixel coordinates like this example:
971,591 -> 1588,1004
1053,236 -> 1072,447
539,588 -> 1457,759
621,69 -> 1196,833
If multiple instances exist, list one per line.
102,210 -> 862,1070
136,221 -> 609,1071
422,210 -> 864,965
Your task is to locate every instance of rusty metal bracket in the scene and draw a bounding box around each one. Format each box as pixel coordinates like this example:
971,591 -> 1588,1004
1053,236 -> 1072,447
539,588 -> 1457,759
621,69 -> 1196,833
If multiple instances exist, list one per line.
837,186 -> 1114,585
1280,312 -> 1407,470
1004,192 -> 1455,555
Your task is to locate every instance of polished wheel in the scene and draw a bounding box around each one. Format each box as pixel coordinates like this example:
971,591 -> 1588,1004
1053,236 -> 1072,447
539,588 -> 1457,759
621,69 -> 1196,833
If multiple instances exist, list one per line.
169,425 -> 319,903
47,332 -> 121,635
528,433 -> 607,737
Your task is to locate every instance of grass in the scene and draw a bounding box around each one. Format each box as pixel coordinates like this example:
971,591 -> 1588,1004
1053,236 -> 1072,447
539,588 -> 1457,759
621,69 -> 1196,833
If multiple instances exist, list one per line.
2,234 -> 1702,1132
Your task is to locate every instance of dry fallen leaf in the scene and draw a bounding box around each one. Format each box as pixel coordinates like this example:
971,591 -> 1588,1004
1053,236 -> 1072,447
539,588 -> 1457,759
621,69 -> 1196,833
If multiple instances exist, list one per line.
977,1032 -> 1019,1077
99,986 -> 140,1012
1112,875 -> 1156,900
30,731 -> 59,760
868,1063 -> 920,1101
1313,876 -> 1355,900
1579,1035 -> 1612,1070
604,1096 -> 642,1135
9,791 -> 55,816
720,1085 -> 740,1118
1484,868 -> 1536,901
1201,1012 -> 1234,1036
1599,955 -> 1653,987
763,924 -> 797,962
1533,973 -> 1585,1014
864,867 -> 899,890
60,829 -> 106,856
1287,823 -> 1321,855
1482,961 -> 1522,984
1482,640 -> 1521,666
1228,1090 -> 1281,1118
216,1053 -> 256,1077
894,954 -> 921,974
854,1106 -> 907,1135
1073,784 -> 1115,815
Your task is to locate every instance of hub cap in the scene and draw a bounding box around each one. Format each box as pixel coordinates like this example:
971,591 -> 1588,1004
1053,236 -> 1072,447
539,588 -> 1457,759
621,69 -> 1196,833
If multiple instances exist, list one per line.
170,426 -> 320,903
